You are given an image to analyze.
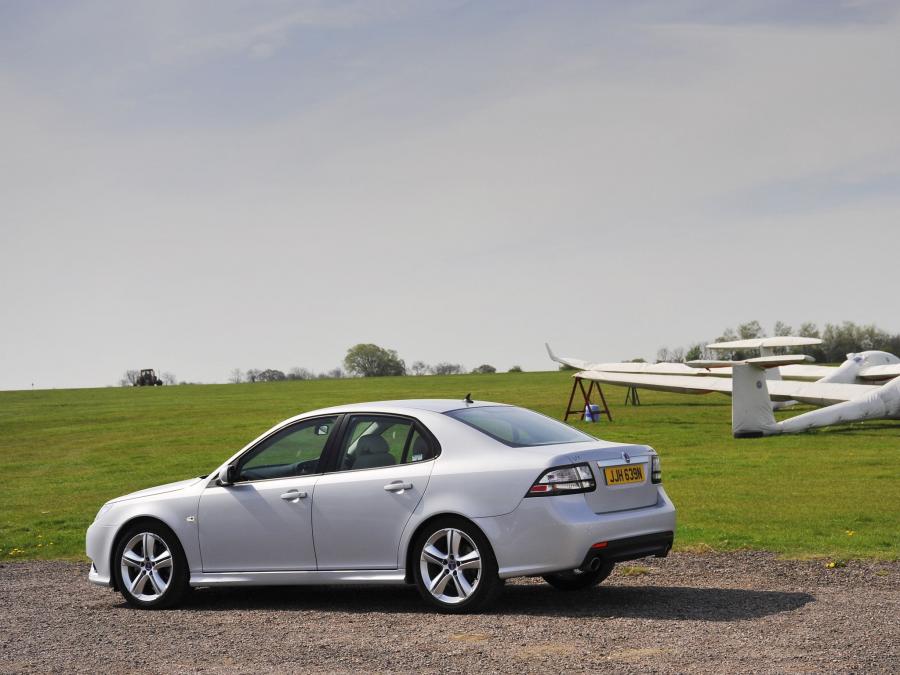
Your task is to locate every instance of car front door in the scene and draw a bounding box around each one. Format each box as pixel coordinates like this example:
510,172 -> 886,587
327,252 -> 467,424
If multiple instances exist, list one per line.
198,415 -> 338,572
312,415 -> 438,570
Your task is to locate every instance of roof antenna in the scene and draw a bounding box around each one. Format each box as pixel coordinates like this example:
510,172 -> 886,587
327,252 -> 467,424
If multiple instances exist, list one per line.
464,393 -> 473,404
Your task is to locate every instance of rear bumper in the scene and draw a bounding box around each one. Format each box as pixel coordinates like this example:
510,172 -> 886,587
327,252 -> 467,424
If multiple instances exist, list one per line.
475,486 -> 676,579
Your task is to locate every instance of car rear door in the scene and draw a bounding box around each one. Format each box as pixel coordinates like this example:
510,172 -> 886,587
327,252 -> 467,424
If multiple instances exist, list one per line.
312,415 -> 438,570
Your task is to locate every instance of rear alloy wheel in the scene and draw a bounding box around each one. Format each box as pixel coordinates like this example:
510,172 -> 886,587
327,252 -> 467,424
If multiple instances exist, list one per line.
542,561 -> 614,591
114,523 -> 189,609
413,518 -> 502,613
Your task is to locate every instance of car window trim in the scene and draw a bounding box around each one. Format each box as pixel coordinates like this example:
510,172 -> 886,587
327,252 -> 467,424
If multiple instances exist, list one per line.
319,413 -> 441,474
444,406 -> 595,448
230,413 -> 345,485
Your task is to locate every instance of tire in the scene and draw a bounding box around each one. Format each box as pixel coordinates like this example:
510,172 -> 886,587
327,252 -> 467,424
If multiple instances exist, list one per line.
542,561 -> 614,591
412,516 -> 504,613
113,521 -> 190,609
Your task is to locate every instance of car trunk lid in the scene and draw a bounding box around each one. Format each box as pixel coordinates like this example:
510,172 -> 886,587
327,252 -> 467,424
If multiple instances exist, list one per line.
566,444 -> 659,514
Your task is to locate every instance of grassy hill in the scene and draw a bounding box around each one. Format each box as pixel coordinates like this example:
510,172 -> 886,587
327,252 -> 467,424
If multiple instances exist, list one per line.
1,371 -> 898,561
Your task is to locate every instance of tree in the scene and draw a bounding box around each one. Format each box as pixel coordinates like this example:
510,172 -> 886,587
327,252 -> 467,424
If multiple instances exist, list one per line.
773,321 -> 793,337
410,361 -> 430,376
798,322 -> 820,338
229,368 -> 244,384
257,369 -> 286,382
715,328 -> 743,359
738,320 -> 765,340
471,364 -> 496,374
161,372 -> 177,385
287,367 -> 313,380
820,321 -> 893,362
770,321 -> 794,354
119,370 -> 139,387
797,322 -> 826,361
245,369 -> 260,383
685,343 -> 704,362
344,344 -> 406,377
508,365 -> 523,373
432,362 -> 464,375
656,347 -> 684,363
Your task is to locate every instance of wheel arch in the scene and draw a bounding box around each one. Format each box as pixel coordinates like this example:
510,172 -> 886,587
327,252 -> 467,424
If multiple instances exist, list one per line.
402,512 -> 494,584
107,515 -> 183,591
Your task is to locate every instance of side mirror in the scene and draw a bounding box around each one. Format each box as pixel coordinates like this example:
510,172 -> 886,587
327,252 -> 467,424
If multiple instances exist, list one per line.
219,464 -> 238,486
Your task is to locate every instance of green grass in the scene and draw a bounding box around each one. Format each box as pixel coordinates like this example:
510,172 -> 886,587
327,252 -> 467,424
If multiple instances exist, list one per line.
1,371 -> 898,561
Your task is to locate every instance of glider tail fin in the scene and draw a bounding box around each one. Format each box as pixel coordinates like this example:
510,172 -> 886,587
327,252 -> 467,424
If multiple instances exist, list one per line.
732,364 -> 779,438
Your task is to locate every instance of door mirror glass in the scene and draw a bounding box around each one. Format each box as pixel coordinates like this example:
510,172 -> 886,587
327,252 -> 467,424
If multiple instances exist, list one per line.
315,424 -> 330,436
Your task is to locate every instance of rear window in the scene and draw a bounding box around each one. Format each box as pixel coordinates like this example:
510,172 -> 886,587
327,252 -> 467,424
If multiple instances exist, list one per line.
445,406 -> 595,447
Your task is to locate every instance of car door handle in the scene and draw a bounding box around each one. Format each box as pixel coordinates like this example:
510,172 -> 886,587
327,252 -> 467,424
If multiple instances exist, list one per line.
280,490 -> 308,500
383,481 -> 413,492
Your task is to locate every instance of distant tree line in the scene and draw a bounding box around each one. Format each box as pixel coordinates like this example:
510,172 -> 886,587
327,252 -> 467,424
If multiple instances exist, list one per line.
118,344 -> 524,386
341,343 -> 521,377
229,366 -> 345,384
654,320 -> 900,364
118,370 -> 177,386
230,344 -> 523,382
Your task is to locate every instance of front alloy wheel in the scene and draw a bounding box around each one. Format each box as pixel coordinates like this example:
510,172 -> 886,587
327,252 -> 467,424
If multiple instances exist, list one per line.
413,517 -> 502,613
120,533 -> 173,601
114,523 -> 189,609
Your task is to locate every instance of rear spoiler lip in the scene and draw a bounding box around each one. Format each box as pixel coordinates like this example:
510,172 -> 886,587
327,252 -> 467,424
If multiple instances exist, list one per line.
580,531 -> 674,568
567,445 -> 655,463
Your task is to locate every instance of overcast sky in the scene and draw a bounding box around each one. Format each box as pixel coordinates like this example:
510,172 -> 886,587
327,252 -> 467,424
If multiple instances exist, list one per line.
2,0 -> 899,390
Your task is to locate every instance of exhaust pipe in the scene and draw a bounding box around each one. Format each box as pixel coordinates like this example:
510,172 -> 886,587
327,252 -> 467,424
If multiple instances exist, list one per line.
582,557 -> 602,572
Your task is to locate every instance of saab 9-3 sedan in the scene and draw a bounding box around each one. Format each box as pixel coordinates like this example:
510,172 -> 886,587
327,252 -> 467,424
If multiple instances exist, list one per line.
87,399 -> 675,612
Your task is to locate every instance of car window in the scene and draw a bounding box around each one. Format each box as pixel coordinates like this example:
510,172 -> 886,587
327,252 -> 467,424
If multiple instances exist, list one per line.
336,416 -> 434,471
445,406 -> 594,447
407,428 -> 436,462
238,416 -> 337,481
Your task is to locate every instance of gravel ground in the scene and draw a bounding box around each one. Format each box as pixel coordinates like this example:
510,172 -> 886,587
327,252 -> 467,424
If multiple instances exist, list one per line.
0,552 -> 897,674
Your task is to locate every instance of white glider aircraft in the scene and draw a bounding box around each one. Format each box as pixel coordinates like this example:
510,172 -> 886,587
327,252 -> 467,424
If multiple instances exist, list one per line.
732,364 -> 900,437
546,342 -> 900,400
546,341 -> 900,435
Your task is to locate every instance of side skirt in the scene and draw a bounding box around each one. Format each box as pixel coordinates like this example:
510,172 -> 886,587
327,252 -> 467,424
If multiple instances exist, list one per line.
189,569 -> 408,587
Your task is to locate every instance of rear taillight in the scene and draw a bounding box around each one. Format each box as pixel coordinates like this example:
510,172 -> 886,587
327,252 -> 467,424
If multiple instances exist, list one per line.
651,454 -> 662,484
526,463 -> 596,497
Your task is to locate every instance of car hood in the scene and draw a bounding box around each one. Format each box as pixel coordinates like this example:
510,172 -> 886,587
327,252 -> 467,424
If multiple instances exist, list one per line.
110,477 -> 202,503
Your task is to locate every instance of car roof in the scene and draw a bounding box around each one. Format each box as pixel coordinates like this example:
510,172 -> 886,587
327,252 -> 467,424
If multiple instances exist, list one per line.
309,398 -> 510,416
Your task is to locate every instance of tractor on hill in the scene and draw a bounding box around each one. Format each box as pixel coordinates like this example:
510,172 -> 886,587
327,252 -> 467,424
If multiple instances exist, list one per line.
135,369 -> 163,386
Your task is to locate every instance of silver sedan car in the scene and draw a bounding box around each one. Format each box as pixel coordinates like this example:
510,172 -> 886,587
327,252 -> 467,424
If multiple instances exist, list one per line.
86,399 -> 675,612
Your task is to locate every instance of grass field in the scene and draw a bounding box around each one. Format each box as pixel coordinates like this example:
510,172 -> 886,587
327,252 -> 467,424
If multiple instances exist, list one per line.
2,371 -> 898,562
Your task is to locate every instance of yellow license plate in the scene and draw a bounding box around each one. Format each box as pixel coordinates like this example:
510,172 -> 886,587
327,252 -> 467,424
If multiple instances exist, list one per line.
603,464 -> 645,485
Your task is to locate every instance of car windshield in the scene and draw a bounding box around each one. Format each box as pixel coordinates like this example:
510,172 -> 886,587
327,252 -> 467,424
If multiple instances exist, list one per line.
445,406 -> 595,447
